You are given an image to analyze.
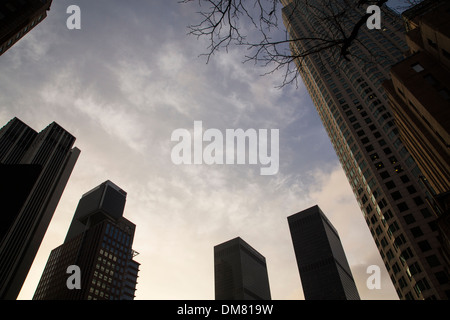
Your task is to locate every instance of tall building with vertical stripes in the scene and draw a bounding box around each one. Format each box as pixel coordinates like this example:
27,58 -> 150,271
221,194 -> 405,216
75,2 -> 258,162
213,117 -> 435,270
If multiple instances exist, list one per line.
0,117 -> 80,299
280,0 -> 449,299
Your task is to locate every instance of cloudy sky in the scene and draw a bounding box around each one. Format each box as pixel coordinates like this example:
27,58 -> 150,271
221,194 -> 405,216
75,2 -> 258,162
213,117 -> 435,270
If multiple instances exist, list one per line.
0,0 -> 404,300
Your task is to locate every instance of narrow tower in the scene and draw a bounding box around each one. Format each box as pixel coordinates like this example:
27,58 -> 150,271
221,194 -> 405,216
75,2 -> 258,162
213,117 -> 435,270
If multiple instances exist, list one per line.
214,237 -> 271,300
288,205 -> 360,300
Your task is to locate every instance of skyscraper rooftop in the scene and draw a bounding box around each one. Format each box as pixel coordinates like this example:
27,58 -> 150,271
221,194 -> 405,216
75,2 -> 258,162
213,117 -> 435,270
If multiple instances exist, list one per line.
214,237 -> 271,300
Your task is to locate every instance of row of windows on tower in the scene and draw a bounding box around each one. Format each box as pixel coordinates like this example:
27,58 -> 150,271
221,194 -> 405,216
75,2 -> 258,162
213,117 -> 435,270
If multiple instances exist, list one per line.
89,246 -> 127,301
363,181 -> 447,300
304,40 -> 424,230
335,80 -> 424,190
332,82 -> 443,300
369,215 -> 429,300
105,223 -> 131,246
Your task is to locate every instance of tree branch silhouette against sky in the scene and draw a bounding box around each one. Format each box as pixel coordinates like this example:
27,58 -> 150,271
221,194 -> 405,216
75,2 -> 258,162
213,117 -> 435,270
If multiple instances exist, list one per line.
181,0 -> 421,86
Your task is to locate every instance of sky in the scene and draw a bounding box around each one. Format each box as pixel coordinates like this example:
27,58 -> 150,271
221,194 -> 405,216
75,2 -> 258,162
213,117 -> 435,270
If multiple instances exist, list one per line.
0,0 -> 405,300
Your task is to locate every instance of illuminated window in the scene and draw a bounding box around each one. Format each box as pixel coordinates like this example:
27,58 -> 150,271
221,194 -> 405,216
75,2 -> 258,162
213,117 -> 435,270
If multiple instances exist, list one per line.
375,162 -> 384,170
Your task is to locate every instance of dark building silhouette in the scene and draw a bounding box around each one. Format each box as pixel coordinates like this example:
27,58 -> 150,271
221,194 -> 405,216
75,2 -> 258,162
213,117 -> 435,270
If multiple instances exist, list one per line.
281,0 -> 450,299
33,181 -> 140,300
0,0 -> 53,56
0,117 -> 80,300
214,237 -> 271,300
288,205 -> 360,300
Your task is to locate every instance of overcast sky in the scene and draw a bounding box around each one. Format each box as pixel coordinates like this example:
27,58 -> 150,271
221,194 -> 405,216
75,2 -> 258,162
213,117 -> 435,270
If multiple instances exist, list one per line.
0,0 -> 403,300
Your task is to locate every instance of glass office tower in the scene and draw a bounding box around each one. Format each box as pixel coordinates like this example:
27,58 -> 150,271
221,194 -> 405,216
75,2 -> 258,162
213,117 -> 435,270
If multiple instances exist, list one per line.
280,0 -> 449,299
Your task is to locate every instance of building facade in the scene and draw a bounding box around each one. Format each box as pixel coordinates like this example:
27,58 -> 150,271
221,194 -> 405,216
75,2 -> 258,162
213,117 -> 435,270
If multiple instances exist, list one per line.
0,117 -> 79,300
33,181 -> 140,300
214,237 -> 271,300
0,0 -> 53,56
288,205 -> 360,300
281,0 -> 449,299
384,0 -> 450,197
383,0 -> 450,273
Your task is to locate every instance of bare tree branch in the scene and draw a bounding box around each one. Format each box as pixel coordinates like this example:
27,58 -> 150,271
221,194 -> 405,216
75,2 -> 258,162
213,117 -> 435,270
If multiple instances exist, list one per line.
181,0 -> 418,87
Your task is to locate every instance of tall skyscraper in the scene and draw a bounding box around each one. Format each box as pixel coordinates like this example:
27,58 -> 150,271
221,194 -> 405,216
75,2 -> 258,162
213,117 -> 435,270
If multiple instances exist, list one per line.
288,205 -> 360,300
281,0 -> 449,299
33,181 -> 140,300
0,0 -> 53,56
383,0 -> 449,200
0,117 -> 80,300
382,0 -> 450,268
214,237 -> 271,300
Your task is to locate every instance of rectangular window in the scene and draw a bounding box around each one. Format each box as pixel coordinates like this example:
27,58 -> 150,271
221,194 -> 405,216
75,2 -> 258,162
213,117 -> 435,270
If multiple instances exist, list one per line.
375,162 -> 384,170
418,240 -> 432,252
438,88 -> 450,100
398,276 -> 408,289
386,249 -> 395,261
442,49 -> 450,59
426,255 -> 441,267
424,74 -> 438,86
411,63 -> 424,73
397,202 -> 409,212
427,38 -> 437,49
401,247 -> 414,260
403,214 -> 416,225
413,196 -> 424,206
410,226 -> 424,238
380,171 -> 390,179
406,185 -> 417,194
391,191 -> 402,200
409,262 -> 422,276
385,180 -> 396,189
434,271 -> 448,285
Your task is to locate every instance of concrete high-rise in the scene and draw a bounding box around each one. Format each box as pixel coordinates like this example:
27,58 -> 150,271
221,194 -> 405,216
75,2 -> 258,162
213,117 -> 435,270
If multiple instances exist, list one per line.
0,0 -> 53,56
288,205 -> 360,300
383,0 -> 450,268
33,181 -> 140,300
214,237 -> 271,300
383,0 -> 450,199
0,117 -> 80,300
281,0 -> 449,299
